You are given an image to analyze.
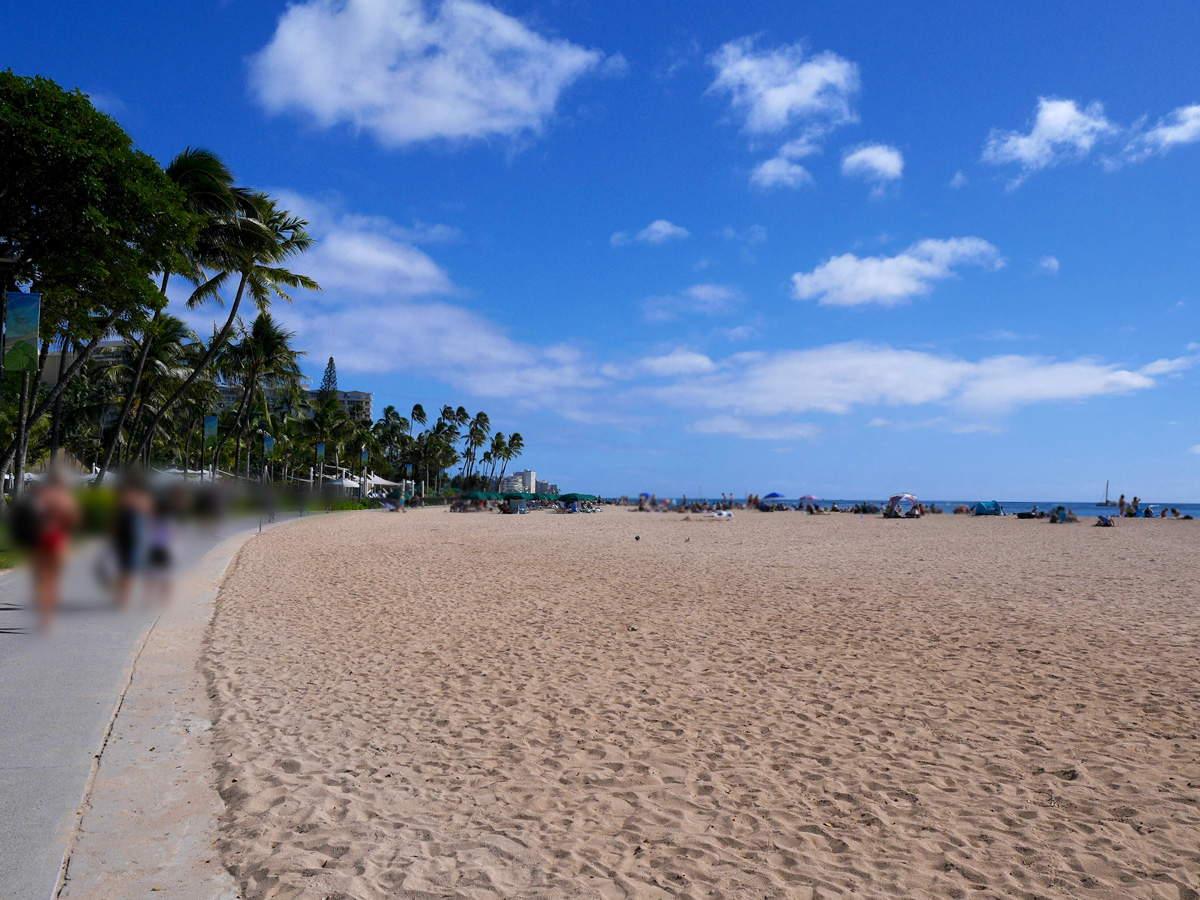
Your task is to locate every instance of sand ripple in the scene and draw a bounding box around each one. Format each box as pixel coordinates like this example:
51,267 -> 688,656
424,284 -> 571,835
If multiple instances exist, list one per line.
205,510 -> 1200,899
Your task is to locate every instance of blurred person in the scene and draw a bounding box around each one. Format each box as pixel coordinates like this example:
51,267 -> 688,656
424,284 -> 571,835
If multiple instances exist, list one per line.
144,491 -> 181,606
12,472 -> 80,630
112,475 -> 152,610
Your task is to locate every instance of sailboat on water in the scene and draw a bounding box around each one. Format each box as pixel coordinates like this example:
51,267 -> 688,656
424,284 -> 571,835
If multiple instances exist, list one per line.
1098,480 -> 1117,507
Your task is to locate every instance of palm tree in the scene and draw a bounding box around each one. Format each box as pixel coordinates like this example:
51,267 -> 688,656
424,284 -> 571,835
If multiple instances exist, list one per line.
409,403 -> 426,437
130,191 -> 318,463
499,431 -> 524,485
461,410 -> 490,479
212,311 -> 303,472
95,148 -> 241,484
487,432 -> 507,484
117,313 -> 198,468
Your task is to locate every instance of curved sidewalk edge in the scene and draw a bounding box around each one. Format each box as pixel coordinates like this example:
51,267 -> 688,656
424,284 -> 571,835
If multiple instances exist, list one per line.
56,526 -> 266,900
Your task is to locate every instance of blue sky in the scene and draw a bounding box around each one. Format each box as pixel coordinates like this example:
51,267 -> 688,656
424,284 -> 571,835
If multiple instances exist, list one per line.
10,0 -> 1200,498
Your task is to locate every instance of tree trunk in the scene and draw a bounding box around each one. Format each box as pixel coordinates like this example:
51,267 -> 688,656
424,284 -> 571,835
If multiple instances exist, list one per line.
130,272 -> 248,464
0,308 -> 122,488
97,277 -> 167,486
49,331 -> 71,465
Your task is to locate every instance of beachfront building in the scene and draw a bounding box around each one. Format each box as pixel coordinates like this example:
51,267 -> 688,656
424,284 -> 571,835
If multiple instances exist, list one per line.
535,479 -> 560,495
305,389 -> 372,419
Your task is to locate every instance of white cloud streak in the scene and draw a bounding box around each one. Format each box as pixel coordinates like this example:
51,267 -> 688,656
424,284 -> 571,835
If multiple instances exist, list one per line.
652,343 -> 1196,420
982,97 -> 1115,186
708,38 -> 859,134
611,219 -> 690,246
1038,255 -> 1060,275
1125,103 -> 1200,162
643,283 -> 741,322
749,137 -> 819,189
791,238 -> 1003,307
690,415 -> 820,441
250,0 -> 605,147
842,143 -> 904,182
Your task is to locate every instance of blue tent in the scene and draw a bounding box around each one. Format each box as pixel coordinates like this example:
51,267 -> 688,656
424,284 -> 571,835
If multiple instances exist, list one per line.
973,500 -> 1004,516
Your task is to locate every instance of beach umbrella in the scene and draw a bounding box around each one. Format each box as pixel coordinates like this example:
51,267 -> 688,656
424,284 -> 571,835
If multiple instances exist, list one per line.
764,492 -> 785,499
558,492 -> 598,502
460,490 -> 492,500
535,492 -> 558,500
799,494 -> 819,501
502,491 -> 534,500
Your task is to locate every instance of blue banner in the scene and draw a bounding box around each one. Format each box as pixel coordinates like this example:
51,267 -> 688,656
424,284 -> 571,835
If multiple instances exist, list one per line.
4,292 -> 41,372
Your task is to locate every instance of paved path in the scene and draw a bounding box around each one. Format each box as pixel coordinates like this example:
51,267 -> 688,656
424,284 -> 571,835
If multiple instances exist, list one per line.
0,517 -> 280,900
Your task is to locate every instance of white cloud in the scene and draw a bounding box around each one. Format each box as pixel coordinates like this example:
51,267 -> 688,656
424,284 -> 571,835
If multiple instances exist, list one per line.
1188,444 -> 1200,455
749,137 -> 820,189
612,219 -> 690,247
721,224 -> 768,245
250,0 -> 605,147
949,170 -> 967,189
791,237 -> 1004,307
690,415 -> 819,441
1125,103 -> 1200,161
842,143 -> 904,182
708,38 -> 859,134
1038,255 -> 1060,275
983,98 -> 1115,186
271,190 -> 454,296
634,349 -> 717,377
643,283 -> 741,321
749,156 -> 812,189
651,342 -> 1197,421
723,325 -> 759,341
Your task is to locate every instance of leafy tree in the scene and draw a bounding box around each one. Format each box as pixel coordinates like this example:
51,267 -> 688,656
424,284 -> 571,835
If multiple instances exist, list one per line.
0,70 -> 194,496
95,147 -> 240,484
318,356 -> 338,401
129,191 -> 318,462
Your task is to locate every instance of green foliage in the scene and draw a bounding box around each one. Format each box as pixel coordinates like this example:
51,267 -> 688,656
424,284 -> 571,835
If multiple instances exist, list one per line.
0,69 -> 195,313
319,356 -> 337,398
77,488 -> 118,534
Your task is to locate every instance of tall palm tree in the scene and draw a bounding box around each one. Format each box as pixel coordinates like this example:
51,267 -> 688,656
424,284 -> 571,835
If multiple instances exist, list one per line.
499,431 -> 524,485
131,191 -> 318,463
96,148 -> 241,484
409,403 -> 426,438
487,432 -> 507,484
212,311 -> 303,470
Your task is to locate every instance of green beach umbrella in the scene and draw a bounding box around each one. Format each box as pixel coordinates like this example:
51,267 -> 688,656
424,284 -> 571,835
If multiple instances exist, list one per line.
558,493 -> 598,502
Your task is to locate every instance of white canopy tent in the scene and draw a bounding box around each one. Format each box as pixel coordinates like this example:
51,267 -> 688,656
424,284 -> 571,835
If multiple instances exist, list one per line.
885,493 -> 920,517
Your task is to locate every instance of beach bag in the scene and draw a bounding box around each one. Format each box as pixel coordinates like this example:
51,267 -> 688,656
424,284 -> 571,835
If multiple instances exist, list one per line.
9,498 -> 44,550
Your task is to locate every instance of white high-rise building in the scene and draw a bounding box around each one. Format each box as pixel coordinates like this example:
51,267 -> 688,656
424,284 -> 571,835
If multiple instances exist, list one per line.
515,469 -> 536,492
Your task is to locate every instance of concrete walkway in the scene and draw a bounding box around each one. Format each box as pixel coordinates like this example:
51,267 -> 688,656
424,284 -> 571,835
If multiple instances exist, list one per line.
0,519 -> 277,900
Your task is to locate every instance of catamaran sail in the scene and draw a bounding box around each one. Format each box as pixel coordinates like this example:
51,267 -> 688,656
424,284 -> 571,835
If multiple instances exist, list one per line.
1098,480 -> 1117,506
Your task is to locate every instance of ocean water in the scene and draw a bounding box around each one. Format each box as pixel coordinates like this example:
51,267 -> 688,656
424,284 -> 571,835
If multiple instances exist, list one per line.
645,497 -> 1200,518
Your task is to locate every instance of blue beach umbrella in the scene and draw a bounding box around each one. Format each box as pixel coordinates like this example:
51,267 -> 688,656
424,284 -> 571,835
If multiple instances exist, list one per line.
764,492 -> 785,499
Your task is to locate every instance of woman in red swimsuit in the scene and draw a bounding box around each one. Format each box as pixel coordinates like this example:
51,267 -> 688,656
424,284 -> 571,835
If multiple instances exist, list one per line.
29,472 -> 79,631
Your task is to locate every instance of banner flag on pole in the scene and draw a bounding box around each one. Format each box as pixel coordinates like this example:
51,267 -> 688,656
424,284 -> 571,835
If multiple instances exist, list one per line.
264,435 -> 275,458
203,415 -> 218,448
4,292 -> 41,372
316,442 -> 325,462
361,447 -> 368,465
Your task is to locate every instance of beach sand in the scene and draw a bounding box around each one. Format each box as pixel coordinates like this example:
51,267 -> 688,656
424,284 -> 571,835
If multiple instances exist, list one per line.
205,509 -> 1200,899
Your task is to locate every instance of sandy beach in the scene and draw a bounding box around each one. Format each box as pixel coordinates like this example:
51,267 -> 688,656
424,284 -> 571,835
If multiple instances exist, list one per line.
204,509 -> 1200,900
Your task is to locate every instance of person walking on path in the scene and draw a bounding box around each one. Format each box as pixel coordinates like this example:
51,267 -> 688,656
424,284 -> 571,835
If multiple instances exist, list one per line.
22,471 -> 81,630
112,475 -> 152,610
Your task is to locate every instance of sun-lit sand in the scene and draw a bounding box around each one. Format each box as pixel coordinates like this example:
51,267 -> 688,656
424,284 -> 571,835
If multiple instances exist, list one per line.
205,508 -> 1200,899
